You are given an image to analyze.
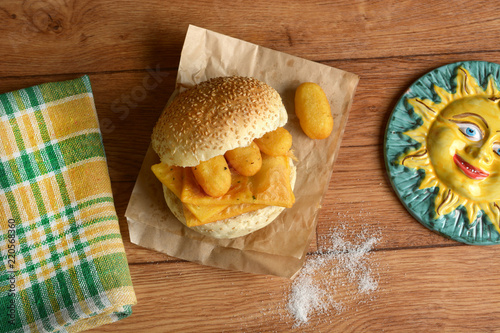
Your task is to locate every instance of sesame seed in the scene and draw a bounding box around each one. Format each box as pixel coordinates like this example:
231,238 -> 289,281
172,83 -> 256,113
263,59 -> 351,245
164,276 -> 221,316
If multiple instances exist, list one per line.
151,76 -> 285,166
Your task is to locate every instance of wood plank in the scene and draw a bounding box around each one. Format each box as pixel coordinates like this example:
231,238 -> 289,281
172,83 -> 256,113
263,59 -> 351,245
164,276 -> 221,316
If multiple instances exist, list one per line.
87,245 -> 500,332
5,0 -> 500,331
4,52 -> 500,181
2,0 -> 500,76
315,142 -> 459,249
332,52 -> 500,149
5,52 -> 498,254
315,52 -> 500,249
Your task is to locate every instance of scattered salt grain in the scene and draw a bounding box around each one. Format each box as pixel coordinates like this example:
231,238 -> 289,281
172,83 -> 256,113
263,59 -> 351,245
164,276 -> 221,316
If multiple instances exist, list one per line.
287,224 -> 381,326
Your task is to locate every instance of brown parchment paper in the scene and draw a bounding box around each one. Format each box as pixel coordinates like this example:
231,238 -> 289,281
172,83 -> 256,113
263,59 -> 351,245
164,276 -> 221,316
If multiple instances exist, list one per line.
125,25 -> 359,278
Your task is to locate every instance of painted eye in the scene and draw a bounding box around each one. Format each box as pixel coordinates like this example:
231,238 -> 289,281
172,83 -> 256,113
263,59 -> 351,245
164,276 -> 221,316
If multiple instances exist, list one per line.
493,143 -> 500,156
457,122 -> 482,141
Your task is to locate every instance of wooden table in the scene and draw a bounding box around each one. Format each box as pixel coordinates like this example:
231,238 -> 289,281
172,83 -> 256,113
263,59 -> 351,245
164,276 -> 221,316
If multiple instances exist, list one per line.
3,0 -> 500,331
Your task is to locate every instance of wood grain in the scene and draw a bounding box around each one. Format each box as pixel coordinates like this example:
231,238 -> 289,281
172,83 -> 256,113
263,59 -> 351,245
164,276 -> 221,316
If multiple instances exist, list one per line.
87,245 -> 500,333
4,52 -> 500,181
3,0 -> 500,331
0,55 -> 477,257
2,0 -> 500,76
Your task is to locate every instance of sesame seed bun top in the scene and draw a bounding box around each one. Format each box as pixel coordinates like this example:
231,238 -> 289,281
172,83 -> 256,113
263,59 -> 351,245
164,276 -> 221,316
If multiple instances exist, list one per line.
151,76 -> 288,167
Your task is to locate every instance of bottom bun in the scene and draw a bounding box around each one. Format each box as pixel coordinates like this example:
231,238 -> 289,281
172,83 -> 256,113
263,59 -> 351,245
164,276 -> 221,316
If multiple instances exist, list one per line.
162,158 -> 297,239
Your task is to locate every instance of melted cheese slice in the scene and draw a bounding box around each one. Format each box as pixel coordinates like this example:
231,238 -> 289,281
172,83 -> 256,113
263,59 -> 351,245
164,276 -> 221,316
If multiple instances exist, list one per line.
183,203 -> 267,227
151,163 -> 183,197
152,163 -> 229,221
181,154 -> 294,207
151,154 -> 294,226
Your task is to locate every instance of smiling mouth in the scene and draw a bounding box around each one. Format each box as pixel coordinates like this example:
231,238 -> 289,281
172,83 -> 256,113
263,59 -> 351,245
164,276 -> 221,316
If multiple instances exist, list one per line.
453,154 -> 489,180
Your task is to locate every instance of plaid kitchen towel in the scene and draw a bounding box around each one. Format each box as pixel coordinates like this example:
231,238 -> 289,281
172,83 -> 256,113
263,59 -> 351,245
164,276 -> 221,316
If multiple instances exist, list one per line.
0,76 -> 137,332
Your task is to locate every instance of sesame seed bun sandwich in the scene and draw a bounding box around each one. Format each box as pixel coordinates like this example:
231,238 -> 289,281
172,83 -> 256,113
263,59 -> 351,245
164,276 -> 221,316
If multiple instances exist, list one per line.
150,76 -> 296,239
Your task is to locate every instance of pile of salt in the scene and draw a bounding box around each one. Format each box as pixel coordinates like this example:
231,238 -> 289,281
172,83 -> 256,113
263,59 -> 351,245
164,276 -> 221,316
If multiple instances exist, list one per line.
287,225 -> 381,326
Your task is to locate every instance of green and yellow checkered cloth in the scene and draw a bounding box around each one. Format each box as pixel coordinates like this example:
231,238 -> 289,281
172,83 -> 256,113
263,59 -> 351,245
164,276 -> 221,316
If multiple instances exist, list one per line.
0,76 -> 136,332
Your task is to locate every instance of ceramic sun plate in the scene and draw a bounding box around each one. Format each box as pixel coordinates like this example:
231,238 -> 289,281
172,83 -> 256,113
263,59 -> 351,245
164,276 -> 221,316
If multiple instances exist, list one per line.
385,61 -> 500,245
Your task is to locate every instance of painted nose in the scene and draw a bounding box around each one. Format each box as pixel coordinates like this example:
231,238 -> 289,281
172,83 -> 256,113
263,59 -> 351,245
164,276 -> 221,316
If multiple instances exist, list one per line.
465,145 -> 492,164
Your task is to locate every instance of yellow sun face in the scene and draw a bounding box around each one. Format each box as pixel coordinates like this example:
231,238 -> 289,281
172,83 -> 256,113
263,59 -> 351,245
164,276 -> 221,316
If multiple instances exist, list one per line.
400,67 -> 500,230
428,97 -> 500,200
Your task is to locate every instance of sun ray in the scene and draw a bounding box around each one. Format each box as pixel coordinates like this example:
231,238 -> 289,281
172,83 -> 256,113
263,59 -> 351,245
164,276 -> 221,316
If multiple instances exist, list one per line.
465,201 -> 480,225
489,202 -> 500,229
434,85 -> 455,106
436,189 -> 460,216
485,76 -> 498,97
408,98 -> 438,125
400,148 -> 428,168
456,67 -> 475,96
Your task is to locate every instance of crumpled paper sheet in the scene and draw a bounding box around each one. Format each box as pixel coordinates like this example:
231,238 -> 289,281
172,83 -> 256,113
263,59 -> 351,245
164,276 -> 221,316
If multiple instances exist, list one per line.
125,25 -> 359,278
